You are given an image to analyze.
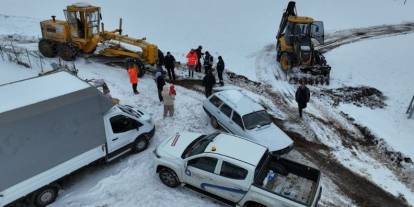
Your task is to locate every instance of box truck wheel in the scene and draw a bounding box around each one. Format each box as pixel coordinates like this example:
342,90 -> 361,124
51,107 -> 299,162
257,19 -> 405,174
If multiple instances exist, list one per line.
31,185 -> 58,207
132,135 -> 149,153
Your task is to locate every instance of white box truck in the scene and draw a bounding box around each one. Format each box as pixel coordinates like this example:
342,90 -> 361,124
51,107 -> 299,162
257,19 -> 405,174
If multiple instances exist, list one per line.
0,72 -> 155,207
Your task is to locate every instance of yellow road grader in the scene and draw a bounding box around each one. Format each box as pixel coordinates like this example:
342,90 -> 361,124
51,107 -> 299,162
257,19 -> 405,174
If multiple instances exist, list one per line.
276,1 -> 331,85
38,3 -> 159,67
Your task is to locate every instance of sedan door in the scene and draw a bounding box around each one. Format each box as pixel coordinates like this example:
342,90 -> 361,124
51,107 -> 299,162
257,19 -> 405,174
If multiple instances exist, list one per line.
204,95 -> 222,115
218,103 -> 234,133
229,112 -> 247,137
106,114 -> 142,153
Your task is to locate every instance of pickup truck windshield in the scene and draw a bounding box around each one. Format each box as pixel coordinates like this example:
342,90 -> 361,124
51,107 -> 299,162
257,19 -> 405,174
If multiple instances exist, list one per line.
243,110 -> 272,130
182,132 -> 219,159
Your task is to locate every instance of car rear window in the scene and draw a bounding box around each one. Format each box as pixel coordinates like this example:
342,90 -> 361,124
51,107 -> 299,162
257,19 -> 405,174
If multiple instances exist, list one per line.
209,96 -> 223,108
220,104 -> 233,117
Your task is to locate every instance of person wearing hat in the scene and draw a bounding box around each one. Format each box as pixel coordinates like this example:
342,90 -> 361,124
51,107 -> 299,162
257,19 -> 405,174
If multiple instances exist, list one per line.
295,80 -> 310,118
216,56 -> 225,86
195,45 -> 203,72
203,51 -> 213,74
128,63 -> 139,94
155,71 -> 166,102
164,51 -> 177,82
186,49 -> 198,78
162,84 -> 176,118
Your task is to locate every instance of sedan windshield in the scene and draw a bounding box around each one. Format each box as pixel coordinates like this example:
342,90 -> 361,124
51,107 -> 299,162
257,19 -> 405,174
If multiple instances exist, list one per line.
182,132 -> 219,159
243,111 -> 272,130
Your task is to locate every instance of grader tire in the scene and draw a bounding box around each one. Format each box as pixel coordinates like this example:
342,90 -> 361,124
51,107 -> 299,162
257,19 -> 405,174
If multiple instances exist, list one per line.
58,43 -> 77,61
38,39 -> 57,58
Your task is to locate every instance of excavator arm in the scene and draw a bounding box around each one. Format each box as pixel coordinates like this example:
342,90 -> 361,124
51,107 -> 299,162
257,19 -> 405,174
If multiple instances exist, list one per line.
276,1 -> 297,40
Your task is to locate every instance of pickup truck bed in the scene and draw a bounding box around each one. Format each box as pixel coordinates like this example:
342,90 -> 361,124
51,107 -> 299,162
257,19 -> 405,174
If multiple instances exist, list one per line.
255,157 -> 320,206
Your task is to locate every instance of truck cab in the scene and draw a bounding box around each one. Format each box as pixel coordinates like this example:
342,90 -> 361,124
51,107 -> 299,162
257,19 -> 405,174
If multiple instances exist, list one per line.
154,132 -> 321,207
104,104 -> 155,160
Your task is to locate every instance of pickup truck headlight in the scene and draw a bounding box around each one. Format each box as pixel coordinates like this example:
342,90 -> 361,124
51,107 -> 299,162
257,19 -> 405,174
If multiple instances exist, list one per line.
153,148 -> 161,158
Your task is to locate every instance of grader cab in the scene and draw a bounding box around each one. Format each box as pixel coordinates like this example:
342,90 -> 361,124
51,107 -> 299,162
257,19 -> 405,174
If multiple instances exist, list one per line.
39,3 -> 159,66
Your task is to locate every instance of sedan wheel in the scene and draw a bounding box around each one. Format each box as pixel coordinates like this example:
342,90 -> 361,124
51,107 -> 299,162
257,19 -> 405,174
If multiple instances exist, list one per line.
211,116 -> 220,129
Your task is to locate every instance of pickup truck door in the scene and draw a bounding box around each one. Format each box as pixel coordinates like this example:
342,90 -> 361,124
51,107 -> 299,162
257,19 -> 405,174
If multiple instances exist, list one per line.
106,114 -> 142,153
184,156 -> 219,190
202,160 -> 250,203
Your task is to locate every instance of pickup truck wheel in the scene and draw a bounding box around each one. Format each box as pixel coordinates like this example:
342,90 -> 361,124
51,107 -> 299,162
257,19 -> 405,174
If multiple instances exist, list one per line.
210,116 -> 220,129
31,186 -> 58,207
159,168 -> 180,188
132,136 -> 149,153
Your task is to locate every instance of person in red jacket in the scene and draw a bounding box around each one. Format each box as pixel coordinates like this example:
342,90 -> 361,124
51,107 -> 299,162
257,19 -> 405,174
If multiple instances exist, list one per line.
186,49 -> 198,78
128,64 -> 139,94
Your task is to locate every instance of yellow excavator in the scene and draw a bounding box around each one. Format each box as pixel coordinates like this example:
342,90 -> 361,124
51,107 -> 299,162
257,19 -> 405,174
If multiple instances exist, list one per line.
38,3 -> 159,67
276,1 -> 331,85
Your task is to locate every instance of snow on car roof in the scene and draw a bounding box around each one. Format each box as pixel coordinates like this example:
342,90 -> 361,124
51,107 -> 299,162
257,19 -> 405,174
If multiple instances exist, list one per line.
0,71 -> 90,114
215,89 -> 264,116
205,133 -> 267,166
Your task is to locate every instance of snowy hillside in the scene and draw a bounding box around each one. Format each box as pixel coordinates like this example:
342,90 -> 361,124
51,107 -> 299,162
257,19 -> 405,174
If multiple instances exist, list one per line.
1,0 -> 414,207
1,0 -> 413,79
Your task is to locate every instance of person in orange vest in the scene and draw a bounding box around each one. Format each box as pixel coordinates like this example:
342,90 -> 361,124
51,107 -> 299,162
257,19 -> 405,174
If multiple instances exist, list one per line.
128,64 -> 139,94
186,49 -> 198,78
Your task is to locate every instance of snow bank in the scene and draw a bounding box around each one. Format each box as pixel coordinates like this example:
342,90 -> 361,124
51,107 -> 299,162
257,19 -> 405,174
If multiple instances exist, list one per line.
327,33 -> 414,159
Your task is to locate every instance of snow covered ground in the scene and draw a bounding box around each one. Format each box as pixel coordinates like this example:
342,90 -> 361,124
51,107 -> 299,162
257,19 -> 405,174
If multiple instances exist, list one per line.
327,33 -> 414,159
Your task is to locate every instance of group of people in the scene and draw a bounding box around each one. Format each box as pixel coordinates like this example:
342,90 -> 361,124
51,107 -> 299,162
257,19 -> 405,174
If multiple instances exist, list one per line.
125,47 -> 310,119
186,46 -> 225,86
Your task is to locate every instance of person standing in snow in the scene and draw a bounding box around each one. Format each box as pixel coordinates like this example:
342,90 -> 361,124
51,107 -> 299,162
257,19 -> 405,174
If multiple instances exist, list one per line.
295,80 -> 310,118
216,56 -> 225,86
128,64 -> 139,94
155,71 -> 166,102
157,50 -> 165,67
162,84 -> 176,118
202,70 -> 216,98
186,49 -> 198,78
195,45 -> 203,72
164,52 -> 176,82
203,51 -> 214,74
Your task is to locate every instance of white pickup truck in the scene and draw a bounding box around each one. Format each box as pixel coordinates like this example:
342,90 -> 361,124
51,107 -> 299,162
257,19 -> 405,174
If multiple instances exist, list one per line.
154,132 -> 322,207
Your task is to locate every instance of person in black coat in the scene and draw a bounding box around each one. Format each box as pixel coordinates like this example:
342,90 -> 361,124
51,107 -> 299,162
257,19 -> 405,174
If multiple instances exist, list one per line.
157,50 -> 165,67
195,45 -> 203,72
155,71 -> 166,102
295,80 -> 310,118
202,71 -> 216,98
216,56 -> 225,86
164,52 -> 176,82
203,51 -> 213,74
